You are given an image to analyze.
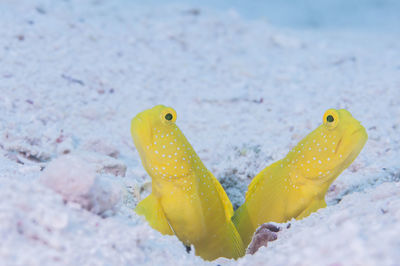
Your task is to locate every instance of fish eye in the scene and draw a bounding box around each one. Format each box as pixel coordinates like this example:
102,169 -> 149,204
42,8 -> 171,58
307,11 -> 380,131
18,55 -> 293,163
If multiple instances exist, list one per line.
165,113 -> 173,121
326,115 -> 334,123
161,107 -> 177,123
323,109 -> 339,129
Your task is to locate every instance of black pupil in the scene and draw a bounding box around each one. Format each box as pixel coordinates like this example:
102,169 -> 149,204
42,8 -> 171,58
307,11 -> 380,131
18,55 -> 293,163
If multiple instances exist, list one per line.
165,113 -> 173,121
327,115 -> 334,122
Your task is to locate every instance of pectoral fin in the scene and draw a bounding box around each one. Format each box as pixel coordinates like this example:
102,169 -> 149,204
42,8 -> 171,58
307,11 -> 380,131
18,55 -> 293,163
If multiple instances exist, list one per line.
232,203 -> 255,249
194,220 -> 245,261
135,193 -> 174,235
226,221 -> 246,259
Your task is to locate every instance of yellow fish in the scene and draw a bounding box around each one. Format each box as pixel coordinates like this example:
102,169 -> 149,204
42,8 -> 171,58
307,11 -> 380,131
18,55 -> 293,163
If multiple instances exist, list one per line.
131,105 -> 245,260
232,109 -> 368,248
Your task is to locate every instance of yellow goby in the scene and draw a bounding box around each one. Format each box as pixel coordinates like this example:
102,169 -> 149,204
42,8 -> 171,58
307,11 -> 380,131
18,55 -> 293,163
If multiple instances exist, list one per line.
232,109 -> 368,248
131,105 -> 245,261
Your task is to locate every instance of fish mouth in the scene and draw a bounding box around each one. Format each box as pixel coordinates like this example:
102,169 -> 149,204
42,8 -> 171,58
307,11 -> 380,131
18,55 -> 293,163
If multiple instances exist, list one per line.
351,127 -> 364,136
350,126 -> 368,145
335,125 -> 367,159
333,125 -> 366,156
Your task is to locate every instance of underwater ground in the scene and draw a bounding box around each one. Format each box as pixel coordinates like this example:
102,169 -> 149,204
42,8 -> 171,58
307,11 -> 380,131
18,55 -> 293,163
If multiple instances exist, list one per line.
0,0 -> 399,265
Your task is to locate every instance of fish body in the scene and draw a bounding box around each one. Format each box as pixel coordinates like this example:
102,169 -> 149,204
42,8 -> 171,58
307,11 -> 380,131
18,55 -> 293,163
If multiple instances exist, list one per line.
131,105 -> 245,260
233,109 -> 368,247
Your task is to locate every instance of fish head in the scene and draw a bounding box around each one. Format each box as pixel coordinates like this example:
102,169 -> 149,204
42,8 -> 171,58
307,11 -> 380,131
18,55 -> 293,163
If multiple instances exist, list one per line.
131,105 -> 177,150
131,105 -> 193,181
291,108 -> 367,182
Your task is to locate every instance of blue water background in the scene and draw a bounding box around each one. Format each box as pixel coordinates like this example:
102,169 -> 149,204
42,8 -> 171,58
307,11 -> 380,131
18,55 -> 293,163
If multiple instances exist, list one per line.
131,0 -> 400,32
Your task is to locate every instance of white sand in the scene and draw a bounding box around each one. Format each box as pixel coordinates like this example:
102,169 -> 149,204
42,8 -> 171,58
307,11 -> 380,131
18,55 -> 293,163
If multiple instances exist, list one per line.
0,1 -> 399,265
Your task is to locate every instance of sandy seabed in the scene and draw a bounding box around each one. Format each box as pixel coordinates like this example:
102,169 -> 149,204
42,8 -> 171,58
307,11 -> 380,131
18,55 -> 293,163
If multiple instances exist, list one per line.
0,1 -> 399,265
